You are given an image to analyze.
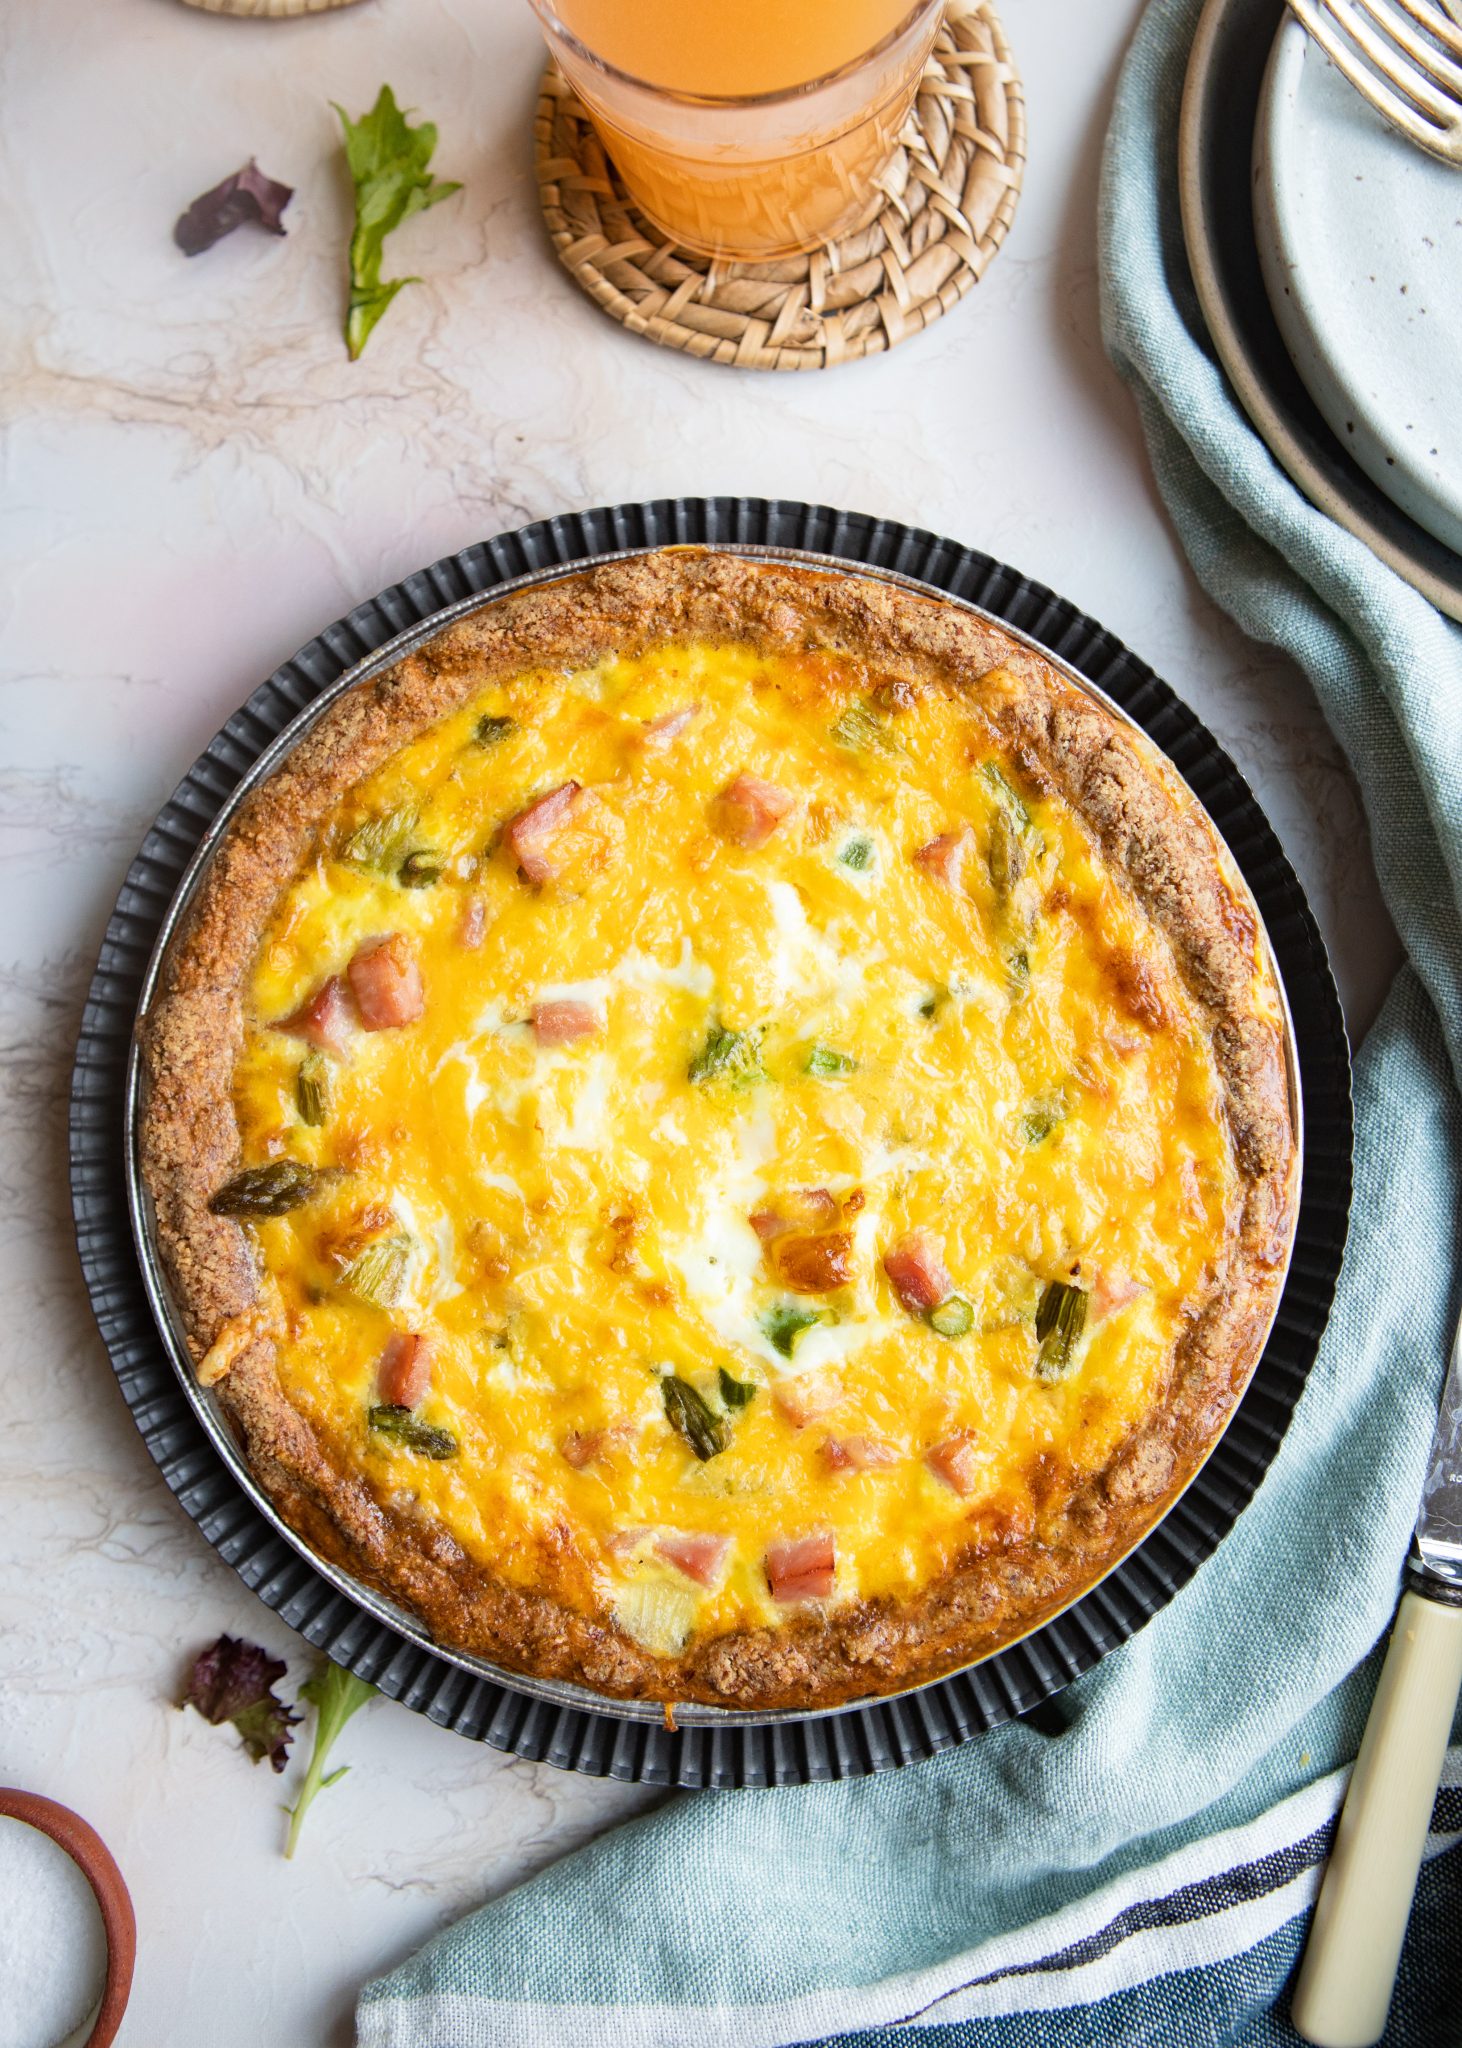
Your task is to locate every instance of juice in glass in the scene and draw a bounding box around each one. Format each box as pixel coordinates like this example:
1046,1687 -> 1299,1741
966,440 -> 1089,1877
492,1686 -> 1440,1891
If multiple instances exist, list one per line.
531,0 -> 945,261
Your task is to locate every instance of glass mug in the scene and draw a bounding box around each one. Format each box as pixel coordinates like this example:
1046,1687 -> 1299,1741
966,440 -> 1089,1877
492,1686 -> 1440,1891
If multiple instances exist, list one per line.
528,0 -> 946,262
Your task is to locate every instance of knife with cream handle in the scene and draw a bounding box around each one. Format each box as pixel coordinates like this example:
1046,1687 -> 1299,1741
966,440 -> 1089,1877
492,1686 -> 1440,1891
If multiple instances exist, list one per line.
1290,1303 -> 1462,2047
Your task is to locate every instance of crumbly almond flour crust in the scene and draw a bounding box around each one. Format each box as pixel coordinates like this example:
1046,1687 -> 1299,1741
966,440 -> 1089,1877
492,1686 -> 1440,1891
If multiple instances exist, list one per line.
140,553 -> 1299,1710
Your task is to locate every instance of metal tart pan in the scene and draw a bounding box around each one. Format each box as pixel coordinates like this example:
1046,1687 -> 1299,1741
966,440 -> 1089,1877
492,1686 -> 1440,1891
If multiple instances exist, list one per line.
70,498 -> 1352,1787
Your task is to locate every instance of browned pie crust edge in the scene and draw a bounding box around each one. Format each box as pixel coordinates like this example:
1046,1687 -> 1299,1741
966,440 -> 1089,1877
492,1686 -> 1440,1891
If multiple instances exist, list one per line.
139,552 -> 1299,1711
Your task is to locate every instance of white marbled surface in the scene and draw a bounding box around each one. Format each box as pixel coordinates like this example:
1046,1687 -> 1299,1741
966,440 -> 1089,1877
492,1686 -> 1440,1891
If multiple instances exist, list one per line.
0,0 -> 1399,2041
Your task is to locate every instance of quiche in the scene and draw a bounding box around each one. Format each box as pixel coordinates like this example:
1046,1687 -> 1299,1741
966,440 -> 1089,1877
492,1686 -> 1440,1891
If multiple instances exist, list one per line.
140,552 -> 1299,1712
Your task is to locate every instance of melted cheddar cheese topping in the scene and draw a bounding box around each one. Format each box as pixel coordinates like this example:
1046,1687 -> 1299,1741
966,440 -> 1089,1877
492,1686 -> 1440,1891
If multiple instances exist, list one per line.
232,642 -> 1245,1657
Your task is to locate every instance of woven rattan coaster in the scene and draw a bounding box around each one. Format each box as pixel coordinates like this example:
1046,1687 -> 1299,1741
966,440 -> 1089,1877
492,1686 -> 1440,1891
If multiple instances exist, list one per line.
534,2 -> 1024,371
177,0 -> 361,17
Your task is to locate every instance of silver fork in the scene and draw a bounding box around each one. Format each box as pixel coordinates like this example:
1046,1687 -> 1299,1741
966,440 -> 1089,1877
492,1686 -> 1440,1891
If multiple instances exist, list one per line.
1287,0 -> 1462,162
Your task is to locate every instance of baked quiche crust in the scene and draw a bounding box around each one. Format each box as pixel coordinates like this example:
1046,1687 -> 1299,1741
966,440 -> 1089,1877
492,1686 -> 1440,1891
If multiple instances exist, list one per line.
139,552 -> 1299,1710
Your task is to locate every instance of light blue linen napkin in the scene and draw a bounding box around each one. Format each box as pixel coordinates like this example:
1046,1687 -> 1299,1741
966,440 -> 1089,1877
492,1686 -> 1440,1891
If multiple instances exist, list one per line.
358,4 -> 1462,2040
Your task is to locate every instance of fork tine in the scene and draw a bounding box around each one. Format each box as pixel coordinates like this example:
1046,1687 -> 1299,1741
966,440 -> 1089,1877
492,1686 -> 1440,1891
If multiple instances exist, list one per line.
1319,0 -> 1462,118
1386,0 -> 1462,62
1288,0 -> 1456,139
1350,0 -> 1462,96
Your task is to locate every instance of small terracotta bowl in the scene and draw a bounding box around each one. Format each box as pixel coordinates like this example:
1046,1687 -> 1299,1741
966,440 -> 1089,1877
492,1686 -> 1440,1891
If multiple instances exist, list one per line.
0,1790 -> 135,2048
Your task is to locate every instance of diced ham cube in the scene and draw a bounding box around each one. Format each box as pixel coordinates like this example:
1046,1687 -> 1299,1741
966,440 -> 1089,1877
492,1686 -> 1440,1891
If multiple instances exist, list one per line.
766,1530 -> 835,1603
751,1192 -> 841,1251
883,1231 -> 953,1314
656,1531 -> 729,1587
1089,1268 -> 1146,1320
716,772 -> 795,848
532,1000 -> 600,1048
926,1432 -> 981,1496
562,1424 -> 630,1469
278,974 -> 351,1055
772,1377 -> 839,1429
773,1231 -> 855,1295
913,828 -> 974,890
457,897 -> 487,950
377,1332 -> 433,1410
749,1188 -> 839,1242
819,1434 -> 899,1475
643,702 -> 701,744
347,933 -> 424,1031
505,781 -> 581,883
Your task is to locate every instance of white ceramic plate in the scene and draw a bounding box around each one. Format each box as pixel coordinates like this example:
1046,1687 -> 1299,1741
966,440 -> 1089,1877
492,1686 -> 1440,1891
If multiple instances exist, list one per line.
1254,17 -> 1462,558
1178,0 -> 1462,623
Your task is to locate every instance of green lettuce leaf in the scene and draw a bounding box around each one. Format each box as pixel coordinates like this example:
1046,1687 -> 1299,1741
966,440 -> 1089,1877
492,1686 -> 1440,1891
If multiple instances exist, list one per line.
284,1660 -> 378,1857
333,85 -> 462,361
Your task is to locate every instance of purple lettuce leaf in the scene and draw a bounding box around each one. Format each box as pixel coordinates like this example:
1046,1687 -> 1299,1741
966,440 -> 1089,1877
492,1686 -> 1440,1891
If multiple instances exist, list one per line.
174,160 -> 293,257
181,1634 -> 300,1772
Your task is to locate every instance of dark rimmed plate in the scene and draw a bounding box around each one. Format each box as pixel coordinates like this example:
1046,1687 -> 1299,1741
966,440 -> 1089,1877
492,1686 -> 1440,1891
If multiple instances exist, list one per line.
69,498 -> 1353,1788
1179,0 -> 1462,623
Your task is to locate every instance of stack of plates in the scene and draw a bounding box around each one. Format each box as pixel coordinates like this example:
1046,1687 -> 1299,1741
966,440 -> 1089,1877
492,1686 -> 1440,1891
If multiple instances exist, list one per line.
1182,0 -> 1462,620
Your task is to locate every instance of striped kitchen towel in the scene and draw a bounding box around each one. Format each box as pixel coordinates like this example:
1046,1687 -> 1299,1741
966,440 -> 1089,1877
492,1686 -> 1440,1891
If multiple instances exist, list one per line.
797,1753 -> 1462,2046
357,1743 -> 1461,2045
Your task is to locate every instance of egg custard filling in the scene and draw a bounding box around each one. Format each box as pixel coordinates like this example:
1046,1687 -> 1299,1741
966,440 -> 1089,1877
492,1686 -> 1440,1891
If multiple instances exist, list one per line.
142,557 -> 1297,1707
